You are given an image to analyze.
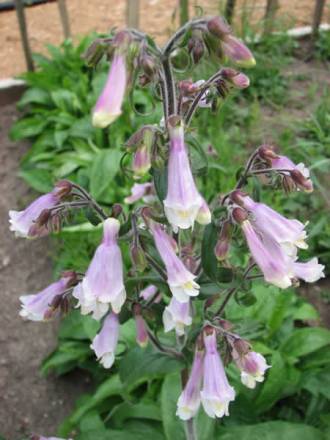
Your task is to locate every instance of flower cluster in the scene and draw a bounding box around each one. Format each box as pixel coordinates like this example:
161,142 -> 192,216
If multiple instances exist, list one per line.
9,15 -> 325,436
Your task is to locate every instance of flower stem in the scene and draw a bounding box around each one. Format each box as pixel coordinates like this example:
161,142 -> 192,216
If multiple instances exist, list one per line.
184,418 -> 198,440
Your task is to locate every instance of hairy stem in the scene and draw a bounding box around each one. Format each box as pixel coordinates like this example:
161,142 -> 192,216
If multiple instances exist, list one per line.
162,57 -> 177,116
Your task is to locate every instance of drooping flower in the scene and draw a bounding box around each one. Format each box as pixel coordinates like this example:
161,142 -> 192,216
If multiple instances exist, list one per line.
201,327 -> 235,418
124,182 -> 155,204
232,349 -> 270,389
73,218 -> 126,320
293,258 -> 325,283
9,181 -> 71,238
163,297 -> 192,336
92,53 -> 127,128
20,272 -> 76,321
139,284 -> 161,303
272,155 -> 313,193
235,193 -> 308,257
176,344 -> 204,420
90,312 -> 119,369
150,221 -> 200,303
163,120 -> 209,231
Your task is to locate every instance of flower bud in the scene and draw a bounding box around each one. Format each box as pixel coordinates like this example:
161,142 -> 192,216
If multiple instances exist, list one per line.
196,199 -> 212,225
130,242 -> 147,272
232,207 -> 248,224
222,68 -> 250,89
141,54 -> 157,78
133,304 -> 149,348
258,144 -> 278,162
222,35 -> 256,68
188,36 -> 205,64
207,16 -> 231,39
54,180 -> 73,199
282,175 -> 295,193
290,169 -> 313,193
132,144 -> 151,178
231,337 -> 251,355
111,203 -> 123,218
214,221 -> 231,261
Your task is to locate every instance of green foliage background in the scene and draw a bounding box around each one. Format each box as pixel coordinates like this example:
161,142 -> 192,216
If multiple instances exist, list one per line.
9,30 -> 330,439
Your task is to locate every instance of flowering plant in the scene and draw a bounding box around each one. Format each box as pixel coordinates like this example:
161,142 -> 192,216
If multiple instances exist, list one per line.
11,16 -> 325,440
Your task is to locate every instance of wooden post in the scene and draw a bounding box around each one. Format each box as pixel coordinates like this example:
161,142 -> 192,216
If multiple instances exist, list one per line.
224,0 -> 236,24
264,0 -> 279,35
57,0 -> 71,39
126,0 -> 140,29
13,0 -> 34,72
179,0 -> 189,26
311,0 -> 326,42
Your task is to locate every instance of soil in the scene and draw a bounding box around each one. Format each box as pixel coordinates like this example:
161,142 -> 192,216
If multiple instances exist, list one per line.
0,0 -> 330,79
0,103 -> 91,440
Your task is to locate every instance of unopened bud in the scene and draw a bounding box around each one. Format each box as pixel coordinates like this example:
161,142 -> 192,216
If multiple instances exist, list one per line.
207,16 -> 231,39
222,68 -> 250,89
290,170 -> 313,193
62,270 -> 78,287
54,180 -> 73,199
232,207 -> 248,224
258,144 -> 278,162
188,37 -> 204,64
229,189 -> 245,206
196,199 -> 212,225
111,203 -> 123,218
222,35 -> 256,68
130,242 -> 147,272
232,337 -> 251,355
83,38 -> 107,67
204,324 -> 216,336
133,304 -> 149,348
133,144 -> 151,178
218,318 -> 233,330
214,221 -> 231,261
141,54 -> 157,77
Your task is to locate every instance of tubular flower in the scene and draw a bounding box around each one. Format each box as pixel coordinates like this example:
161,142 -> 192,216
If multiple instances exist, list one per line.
73,218 -> 126,320
90,312 -> 119,369
9,181 -> 71,238
176,346 -> 204,420
271,155 -> 313,192
163,297 -> 192,336
150,221 -> 200,303
92,53 -> 127,128
20,272 -> 76,321
237,194 -> 308,257
221,35 -> 256,68
201,327 -> 235,418
293,258 -> 325,283
232,350 -> 270,389
124,182 -> 155,204
164,122 -> 209,231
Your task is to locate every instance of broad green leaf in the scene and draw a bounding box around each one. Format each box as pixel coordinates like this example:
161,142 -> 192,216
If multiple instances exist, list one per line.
267,291 -> 292,336
280,327 -> 330,358
301,346 -> 330,370
196,409 -> 215,440
19,168 -> 53,193
119,346 -> 183,390
17,87 -> 51,108
152,166 -> 168,202
217,421 -> 324,440
41,341 -> 91,376
90,149 -> 122,200
109,400 -> 162,426
292,303 -> 319,321
79,411 -> 106,433
201,222 -> 218,281
10,116 -> 48,140
59,310 -> 100,341
161,374 -> 185,440
302,370 -> 330,400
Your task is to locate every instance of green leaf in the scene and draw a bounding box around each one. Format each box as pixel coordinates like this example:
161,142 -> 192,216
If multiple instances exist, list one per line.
201,222 -> 218,281
280,327 -> 330,358
10,116 -> 48,140
301,346 -> 330,370
17,87 -> 51,108
292,303 -> 319,321
59,310 -> 100,341
302,370 -> 330,400
161,374 -> 185,440
90,149 -> 122,200
41,341 -> 91,376
79,411 -> 106,433
110,400 -> 162,426
119,346 -> 183,390
19,168 -> 53,193
217,421 -> 324,440
196,409 -> 215,440
152,166 -> 168,202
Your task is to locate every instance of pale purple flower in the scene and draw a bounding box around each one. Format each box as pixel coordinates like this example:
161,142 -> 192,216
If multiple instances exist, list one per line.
124,182 -> 155,204
150,221 -> 200,302
20,272 -> 76,321
221,35 -> 256,68
139,285 -> 161,303
201,328 -> 235,418
73,218 -> 126,320
163,297 -> 192,336
164,123 -> 209,231
176,346 -> 204,420
35,436 -> 71,440
239,195 -> 308,257
271,155 -> 313,192
92,53 -> 127,128
233,350 -> 270,389
90,312 -> 119,369
293,257 -> 325,283
241,219 -> 292,289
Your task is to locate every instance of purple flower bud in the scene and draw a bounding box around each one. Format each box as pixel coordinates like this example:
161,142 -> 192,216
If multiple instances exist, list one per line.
132,144 -> 152,178
222,68 -> 250,89
73,218 -> 126,320
196,198 -> 212,225
124,182 -> 155,204
92,53 -> 127,128
164,122 -> 208,231
232,349 -> 270,389
221,35 -> 256,68
176,346 -> 204,420
9,189 -> 61,238
207,16 -> 231,39
20,272 -> 76,321
130,242 -> 147,272
139,285 -> 159,302
270,155 -> 313,193
90,312 -> 119,368
133,304 -> 149,348
150,221 -> 200,303
163,297 -> 192,336
201,327 -> 235,418
214,221 -> 231,261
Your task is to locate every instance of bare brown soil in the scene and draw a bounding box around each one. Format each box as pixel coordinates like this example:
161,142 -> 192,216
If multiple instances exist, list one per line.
0,103 -> 91,440
0,0 -> 329,78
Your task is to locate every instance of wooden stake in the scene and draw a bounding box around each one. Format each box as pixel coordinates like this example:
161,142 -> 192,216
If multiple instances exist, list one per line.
311,0 -> 326,41
57,0 -> 71,39
13,0 -> 34,72
225,0 -> 236,25
264,0 -> 279,35
126,0 -> 140,29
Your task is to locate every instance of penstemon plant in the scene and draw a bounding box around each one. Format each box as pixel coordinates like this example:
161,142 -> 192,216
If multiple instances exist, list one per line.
10,16 -> 325,440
